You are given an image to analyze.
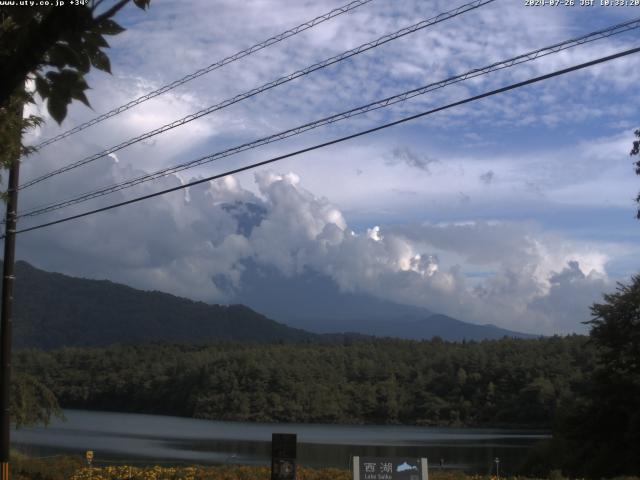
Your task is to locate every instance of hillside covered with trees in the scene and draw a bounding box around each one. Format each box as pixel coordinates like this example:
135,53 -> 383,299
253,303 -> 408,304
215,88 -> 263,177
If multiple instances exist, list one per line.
5,261 -> 532,348
15,336 -> 592,427
6,261 -> 531,348
9,261 -> 322,347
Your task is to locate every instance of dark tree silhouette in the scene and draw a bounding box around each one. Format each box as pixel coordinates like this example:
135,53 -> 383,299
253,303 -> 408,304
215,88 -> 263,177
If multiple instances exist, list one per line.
631,129 -> 640,217
0,0 -> 150,173
548,276 -> 640,478
0,0 -> 151,426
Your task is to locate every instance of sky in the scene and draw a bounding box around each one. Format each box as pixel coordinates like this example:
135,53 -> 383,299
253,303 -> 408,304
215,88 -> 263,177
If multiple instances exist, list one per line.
13,0 -> 640,335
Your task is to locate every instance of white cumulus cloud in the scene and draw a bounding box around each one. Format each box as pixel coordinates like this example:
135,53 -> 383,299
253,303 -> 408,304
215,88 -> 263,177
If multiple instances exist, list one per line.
16,170 -> 617,335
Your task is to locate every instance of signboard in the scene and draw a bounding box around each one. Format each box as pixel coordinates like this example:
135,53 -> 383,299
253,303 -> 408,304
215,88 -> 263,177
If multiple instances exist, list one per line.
353,457 -> 428,480
271,433 -> 296,480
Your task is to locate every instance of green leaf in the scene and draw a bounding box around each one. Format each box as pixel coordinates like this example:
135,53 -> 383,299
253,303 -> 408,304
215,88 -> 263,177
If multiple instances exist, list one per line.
71,90 -> 91,108
34,74 -> 50,100
84,31 -> 110,49
44,69 -> 91,122
45,44 -> 73,69
77,52 -> 91,74
67,40 -> 91,74
47,97 -> 67,125
43,42 -> 89,74
70,76 -> 91,108
95,18 -> 125,36
90,49 -> 111,74
44,70 -> 58,80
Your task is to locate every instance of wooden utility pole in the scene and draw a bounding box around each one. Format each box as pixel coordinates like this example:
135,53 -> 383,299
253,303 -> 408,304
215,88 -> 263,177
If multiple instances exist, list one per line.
0,157 -> 18,480
0,99 -> 23,480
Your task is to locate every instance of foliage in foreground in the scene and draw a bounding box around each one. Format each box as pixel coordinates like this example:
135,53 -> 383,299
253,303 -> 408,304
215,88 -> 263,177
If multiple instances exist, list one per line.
0,0 -> 151,187
16,456 -> 639,480
10,371 -> 63,427
549,275 -> 640,477
68,465 -> 350,480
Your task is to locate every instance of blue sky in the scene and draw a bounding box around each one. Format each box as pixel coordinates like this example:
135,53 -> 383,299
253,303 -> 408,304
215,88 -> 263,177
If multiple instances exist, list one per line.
15,0 -> 640,334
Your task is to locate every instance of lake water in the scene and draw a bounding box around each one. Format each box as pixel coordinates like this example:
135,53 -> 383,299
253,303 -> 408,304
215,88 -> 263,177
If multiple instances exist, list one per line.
12,410 -> 548,474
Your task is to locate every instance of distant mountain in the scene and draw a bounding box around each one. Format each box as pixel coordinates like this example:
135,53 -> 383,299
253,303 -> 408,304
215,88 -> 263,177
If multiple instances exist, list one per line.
8,261 -> 322,349
217,201 -> 535,341
287,313 -> 535,341
6,259 -> 533,349
232,262 -> 535,341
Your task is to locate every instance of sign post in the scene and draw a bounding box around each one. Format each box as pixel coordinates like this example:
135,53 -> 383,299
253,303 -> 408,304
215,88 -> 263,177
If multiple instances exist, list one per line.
271,433 -> 296,480
353,457 -> 428,480
86,450 -> 94,480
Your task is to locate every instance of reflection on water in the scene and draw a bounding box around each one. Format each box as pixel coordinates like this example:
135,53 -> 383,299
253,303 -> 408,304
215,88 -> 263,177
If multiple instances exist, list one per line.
13,410 -> 549,473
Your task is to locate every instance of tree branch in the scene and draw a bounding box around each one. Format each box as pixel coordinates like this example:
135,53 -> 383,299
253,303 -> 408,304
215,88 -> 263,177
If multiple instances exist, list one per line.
0,9 -> 72,107
0,0 -> 133,108
93,0 -> 130,24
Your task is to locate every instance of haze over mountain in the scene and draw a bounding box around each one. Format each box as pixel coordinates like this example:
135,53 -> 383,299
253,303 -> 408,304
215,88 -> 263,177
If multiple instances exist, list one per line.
232,261 -> 534,340
221,202 -> 534,340
7,260 -> 532,348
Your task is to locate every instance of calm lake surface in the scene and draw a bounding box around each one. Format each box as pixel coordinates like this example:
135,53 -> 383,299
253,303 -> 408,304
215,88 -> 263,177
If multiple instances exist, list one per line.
12,410 -> 549,474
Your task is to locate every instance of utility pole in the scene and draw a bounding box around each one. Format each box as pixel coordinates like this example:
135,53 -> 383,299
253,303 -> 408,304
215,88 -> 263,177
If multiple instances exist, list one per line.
0,99 -> 23,480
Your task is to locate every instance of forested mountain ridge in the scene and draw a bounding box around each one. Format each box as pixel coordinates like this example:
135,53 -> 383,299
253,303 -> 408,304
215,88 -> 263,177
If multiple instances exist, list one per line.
9,261 -> 320,348
14,335 -> 593,427
5,261 -> 532,348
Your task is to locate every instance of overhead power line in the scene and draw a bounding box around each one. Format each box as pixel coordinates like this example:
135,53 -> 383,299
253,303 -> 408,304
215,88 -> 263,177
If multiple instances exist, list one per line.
29,0 -> 375,151
9,45 -> 640,239
20,0 -> 497,190
17,18 -> 640,220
